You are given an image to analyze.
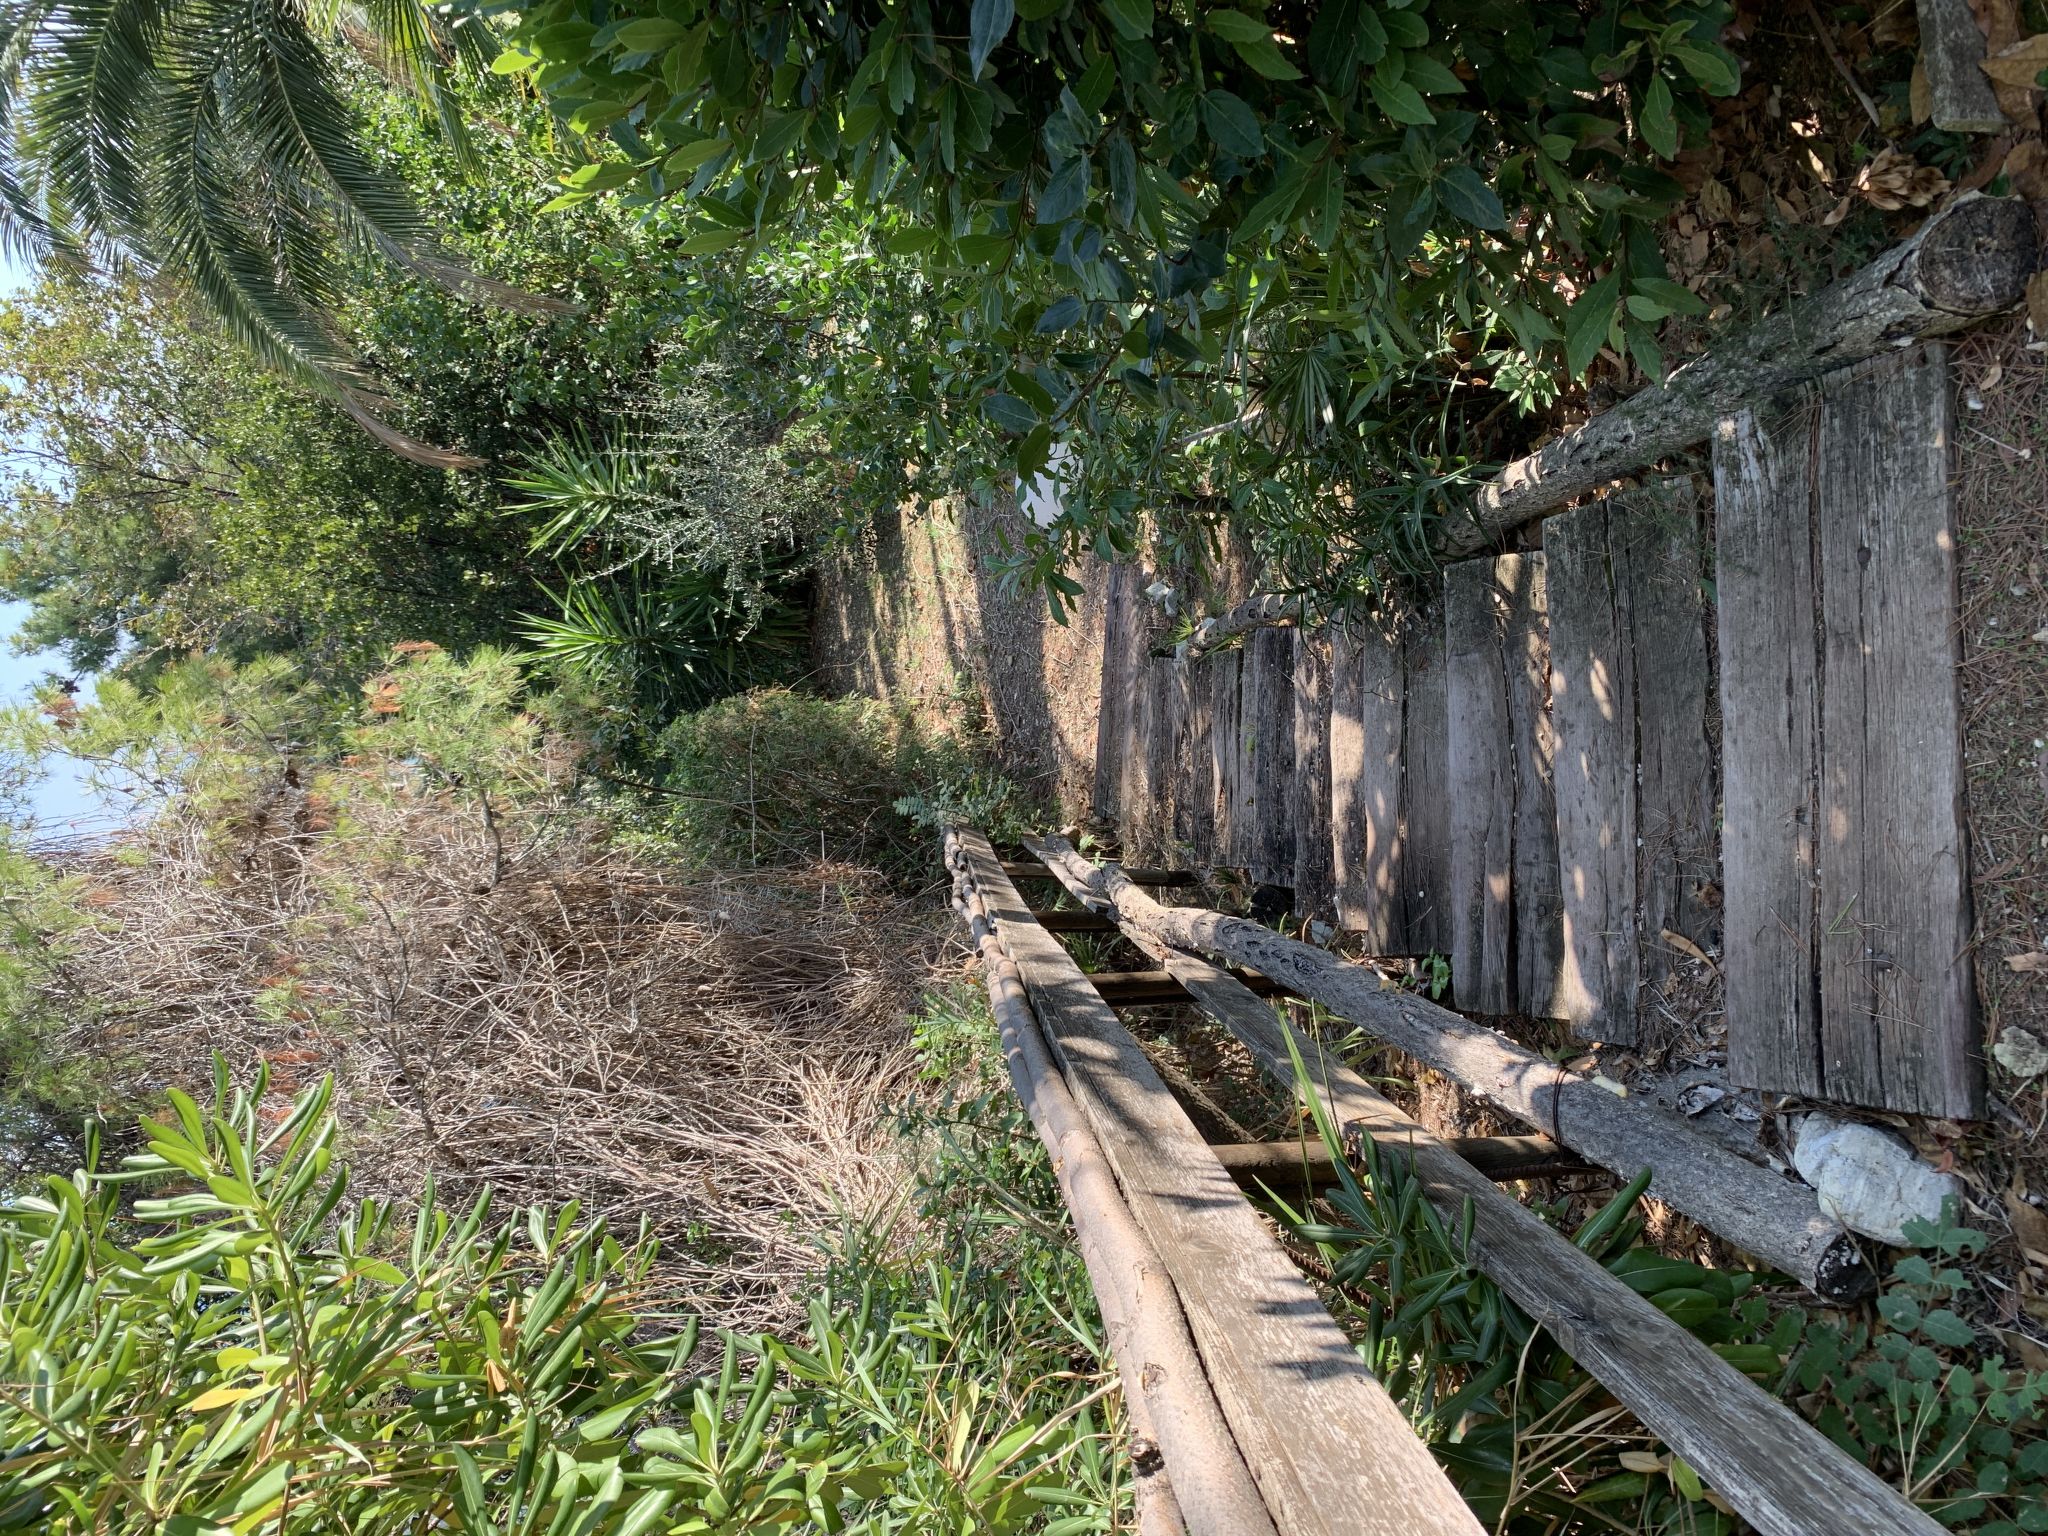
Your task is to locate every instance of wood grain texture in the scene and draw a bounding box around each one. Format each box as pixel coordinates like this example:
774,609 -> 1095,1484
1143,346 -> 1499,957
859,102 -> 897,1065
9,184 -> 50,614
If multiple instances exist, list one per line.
1715,402 -> 1826,1099
1446,559 -> 1516,1013
1402,602 -> 1455,956
1247,626 -> 1298,889
1914,0 -> 2007,133
1171,657 -> 1215,864
1120,651 -> 1160,860
1813,348 -> 1980,1118
1022,862 -> 1937,1536
1093,565 -> 1146,824
1210,648 -> 1251,870
1330,617 -> 1408,948
1028,838 -> 1874,1302
1503,554 -> 1566,1018
957,834 -> 1486,1536
1292,628 -> 1335,920
1544,489 -> 1715,1043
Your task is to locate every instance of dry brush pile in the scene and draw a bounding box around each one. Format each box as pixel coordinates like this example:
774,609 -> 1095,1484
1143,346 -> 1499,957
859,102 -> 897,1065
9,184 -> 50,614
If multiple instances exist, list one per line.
38,762 -> 951,1331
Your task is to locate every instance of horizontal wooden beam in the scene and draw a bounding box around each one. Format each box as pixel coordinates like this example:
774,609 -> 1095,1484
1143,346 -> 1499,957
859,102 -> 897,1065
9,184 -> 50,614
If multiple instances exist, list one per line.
1090,968 -> 1285,1004
1005,860 -> 1198,886
1211,1135 -> 1594,1190
1030,908 -> 1119,933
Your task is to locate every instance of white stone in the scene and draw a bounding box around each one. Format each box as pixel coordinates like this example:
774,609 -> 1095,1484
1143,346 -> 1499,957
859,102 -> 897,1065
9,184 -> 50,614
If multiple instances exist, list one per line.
1791,1114 -> 1961,1247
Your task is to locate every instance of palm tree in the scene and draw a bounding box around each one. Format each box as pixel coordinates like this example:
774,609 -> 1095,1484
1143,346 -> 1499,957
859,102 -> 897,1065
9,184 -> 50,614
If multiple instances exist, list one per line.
0,0 -> 543,465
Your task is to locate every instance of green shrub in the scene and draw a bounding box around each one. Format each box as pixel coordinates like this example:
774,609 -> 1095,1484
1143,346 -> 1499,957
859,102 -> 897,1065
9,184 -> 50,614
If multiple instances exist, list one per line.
650,688 -> 1022,877
0,1057 -> 1124,1534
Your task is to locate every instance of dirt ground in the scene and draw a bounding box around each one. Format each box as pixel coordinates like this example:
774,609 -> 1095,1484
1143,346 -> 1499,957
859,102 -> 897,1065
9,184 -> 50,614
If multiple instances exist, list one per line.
810,493 -> 1113,821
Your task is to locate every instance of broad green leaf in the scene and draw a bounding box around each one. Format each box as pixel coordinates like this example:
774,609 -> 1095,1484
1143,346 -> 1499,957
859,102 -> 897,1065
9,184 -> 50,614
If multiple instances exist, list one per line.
678,228 -> 747,255
490,48 -> 537,75
663,137 -> 730,175
1368,75 -> 1434,125
1101,0 -> 1152,40
968,0 -> 1014,78
1202,91 -> 1266,159
1036,296 -> 1084,332
1669,40 -> 1741,95
1036,157 -> 1090,223
1381,8 -> 1428,47
983,393 -> 1040,434
1436,166 -> 1503,229
1308,0 -> 1386,82
1565,269 -> 1622,377
1631,276 -> 1706,316
613,18 -> 684,52
1208,11 -> 1302,79
1638,73 -> 1678,159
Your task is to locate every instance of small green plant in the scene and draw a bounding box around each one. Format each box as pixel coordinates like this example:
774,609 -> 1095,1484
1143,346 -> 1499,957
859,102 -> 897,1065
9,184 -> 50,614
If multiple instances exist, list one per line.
0,1059 -> 1127,1533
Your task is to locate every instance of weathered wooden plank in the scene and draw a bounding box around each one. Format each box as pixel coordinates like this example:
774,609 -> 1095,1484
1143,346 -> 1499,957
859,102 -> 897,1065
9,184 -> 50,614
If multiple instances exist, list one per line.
956,833 -> 1486,1536
1171,657 -> 1215,863
1715,401 -> 1825,1098
1024,859 -> 1935,1536
1544,503 -> 1638,1039
1502,553 -> 1565,1017
1093,565 -> 1145,824
1628,492 -> 1717,990
1330,616 -> 1407,948
1246,626 -> 1297,889
1544,488 -> 1715,1044
1292,627 -> 1335,920
1401,601 -> 1455,957
1121,650 -> 1163,860
1210,648 -> 1250,870
1142,656 -> 1177,863
1446,559 -> 1516,1014
1813,348 -> 1980,1118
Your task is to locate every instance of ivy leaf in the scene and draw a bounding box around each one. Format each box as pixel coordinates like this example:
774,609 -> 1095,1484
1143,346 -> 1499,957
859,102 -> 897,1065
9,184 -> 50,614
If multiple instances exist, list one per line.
968,0 -> 1014,79
1202,91 -> 1266,159
1435,165 -> 1504,229
983,393 -> 1040,435
1207,11 -> 1302,79
1639,73 -> 1678,159
1565,269 -> 1621,377
1101,0 -> 1152,40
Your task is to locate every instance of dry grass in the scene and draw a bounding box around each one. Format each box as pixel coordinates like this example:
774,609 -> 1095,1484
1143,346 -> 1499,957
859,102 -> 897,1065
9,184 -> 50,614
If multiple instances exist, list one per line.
41,774 -> 950,1332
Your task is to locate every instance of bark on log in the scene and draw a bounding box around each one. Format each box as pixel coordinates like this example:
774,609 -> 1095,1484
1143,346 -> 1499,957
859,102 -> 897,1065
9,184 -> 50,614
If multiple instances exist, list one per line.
1027,837 -> 1874,1301
1439,193 -> 2035,555
945,841 -> 1271,1536
1916,0 -> 2008,133
1177,592 -> 1306,662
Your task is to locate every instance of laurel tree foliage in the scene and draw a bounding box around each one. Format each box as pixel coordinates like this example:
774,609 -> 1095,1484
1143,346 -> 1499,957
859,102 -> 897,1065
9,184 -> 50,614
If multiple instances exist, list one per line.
493,0 -> 1741,600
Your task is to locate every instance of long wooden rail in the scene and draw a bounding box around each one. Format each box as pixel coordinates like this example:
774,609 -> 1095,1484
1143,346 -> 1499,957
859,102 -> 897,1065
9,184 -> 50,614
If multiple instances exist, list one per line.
1018,837 -> 1944,1536
947,829 -> 1484,1536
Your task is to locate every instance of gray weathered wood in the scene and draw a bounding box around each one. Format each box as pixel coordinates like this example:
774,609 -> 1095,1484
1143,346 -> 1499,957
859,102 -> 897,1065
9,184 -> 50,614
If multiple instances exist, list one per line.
1715,402 -> 1826,1098
1503,554 -> 1565,1017
1210,648 -> 1250,869
1292,628 -> 1335,920
1023,846 -> 1933,1536
955,832 -> 1486,1536
1441,195 -> 2035,557
1446,560 -> 1516,1013
1246,626 -> 1297,889
1544,488 -> 1715,1043
1916,0 -> 2007,133
1814,349 -> 1981,1118
1094,565 -> 1147,824
1402,601 -> 1455,956
947,841 -> 1269,1536
1330,616 -> 1407,948
1171,657 -> 1214,863
1028,837 -> 1874,1302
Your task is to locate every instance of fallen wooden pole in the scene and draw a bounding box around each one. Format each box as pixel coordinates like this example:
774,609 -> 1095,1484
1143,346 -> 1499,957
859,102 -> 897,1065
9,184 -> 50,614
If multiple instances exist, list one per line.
1016,843 -> 1941,1536
1025,837 -> 1872,1301
1440,194 -> 2034,556
946,845 -> 1266,1536
951,830 -> 1486,1536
